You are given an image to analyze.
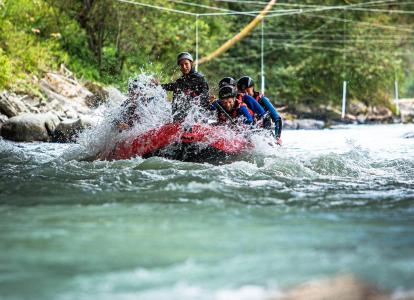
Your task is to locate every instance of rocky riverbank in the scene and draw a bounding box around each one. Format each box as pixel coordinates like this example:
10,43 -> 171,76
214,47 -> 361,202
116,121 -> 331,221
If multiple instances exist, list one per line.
282,98 -> 414,130
0,67 -> 124,143
1,69 -> 413,143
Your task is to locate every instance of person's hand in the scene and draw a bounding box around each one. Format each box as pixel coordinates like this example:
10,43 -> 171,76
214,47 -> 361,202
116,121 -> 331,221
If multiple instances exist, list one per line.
117,122 -> 130,130
276,137 -> 282,146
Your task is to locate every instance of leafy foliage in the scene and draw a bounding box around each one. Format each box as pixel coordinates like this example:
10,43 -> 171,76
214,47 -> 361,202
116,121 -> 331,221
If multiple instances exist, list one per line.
0,0 -> 413,108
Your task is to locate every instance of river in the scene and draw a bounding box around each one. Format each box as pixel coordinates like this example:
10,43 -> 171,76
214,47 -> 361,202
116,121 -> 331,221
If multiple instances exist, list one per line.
0,124 -> 413,300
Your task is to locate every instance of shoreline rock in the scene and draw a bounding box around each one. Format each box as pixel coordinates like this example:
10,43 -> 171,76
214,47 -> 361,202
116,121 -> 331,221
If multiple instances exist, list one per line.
1,112 -> 60,142
52,116 -> 95,143
0,68 -> 122,143
284,119 -> 326,130
399,99 -> 414,123
0,91 -> 29,117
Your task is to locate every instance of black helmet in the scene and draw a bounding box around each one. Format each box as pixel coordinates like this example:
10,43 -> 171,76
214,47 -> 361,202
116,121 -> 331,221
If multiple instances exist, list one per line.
218,77 -> 236,89
218,85 -> 236,100
237,76 -> 254,91
177,52 -> 194,65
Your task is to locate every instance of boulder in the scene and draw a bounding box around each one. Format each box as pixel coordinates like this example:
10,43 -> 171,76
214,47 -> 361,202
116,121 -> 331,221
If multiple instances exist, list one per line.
297,119 -> 325,129
0,113 -> 8,124
366,106 -> 393,123
403,132 -> 414,139
275,275 -> 389,300
42,72 -> 92,99
0,91 -> 29,117
39,83 -> 91,117
284,119 -> 325,130
84,81 -> 110,108
348,100 -> 368,116
398,99 -> 414,123
284,119 -> 298,130
1,112 -> 60,142
356,114 -> 367,124
0,113 -> 8,133
52,118 -> 92,142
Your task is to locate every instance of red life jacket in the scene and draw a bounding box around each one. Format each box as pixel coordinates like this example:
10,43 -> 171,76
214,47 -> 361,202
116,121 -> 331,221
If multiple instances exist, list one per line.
236,93 -> 255,117
217,98 -> 251,124
253,91 -> 263,102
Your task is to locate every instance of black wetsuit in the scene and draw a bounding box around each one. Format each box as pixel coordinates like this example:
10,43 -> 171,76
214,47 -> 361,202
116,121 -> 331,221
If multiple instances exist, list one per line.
161,68 -> 209,122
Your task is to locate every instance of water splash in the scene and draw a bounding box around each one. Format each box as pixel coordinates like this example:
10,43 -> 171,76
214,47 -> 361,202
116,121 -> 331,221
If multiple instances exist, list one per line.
67,72 -> 282,162
69,73 -> 172,160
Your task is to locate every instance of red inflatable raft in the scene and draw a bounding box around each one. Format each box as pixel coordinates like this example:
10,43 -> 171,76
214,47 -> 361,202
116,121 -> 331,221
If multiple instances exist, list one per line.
101,123 -> 253,163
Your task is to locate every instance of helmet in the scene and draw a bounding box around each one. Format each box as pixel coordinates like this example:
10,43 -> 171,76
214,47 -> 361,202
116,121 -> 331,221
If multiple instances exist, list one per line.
177,52 -> 194,65
237,76 -> 254,91
219,85 -> 236,100
218,77 -> 236,89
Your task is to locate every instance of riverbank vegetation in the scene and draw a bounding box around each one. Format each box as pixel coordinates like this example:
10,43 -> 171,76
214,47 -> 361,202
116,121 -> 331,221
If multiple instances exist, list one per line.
1,0 -> 413,109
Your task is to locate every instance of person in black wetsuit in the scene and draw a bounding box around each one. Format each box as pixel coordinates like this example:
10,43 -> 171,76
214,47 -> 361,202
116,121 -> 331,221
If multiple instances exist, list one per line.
161,52 -> 209,122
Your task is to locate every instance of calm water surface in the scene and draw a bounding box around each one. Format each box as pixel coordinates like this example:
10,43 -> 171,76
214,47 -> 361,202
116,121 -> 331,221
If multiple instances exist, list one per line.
0,124 -> 413,300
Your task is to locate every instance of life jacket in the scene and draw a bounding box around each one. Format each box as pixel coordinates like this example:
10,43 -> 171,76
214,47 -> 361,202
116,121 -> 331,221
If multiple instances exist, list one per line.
217,98 -> 251,124
253,91 -> 263,103
236,93 -> 254,117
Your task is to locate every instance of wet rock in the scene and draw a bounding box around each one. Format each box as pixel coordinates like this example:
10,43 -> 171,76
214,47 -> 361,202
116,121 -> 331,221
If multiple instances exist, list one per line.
63,106 -> 79,119
42,72 -> 92,99
283,120 -> 298,129
0,91 -> 29,117
398,98 -> 414,123
284,119 -> 325,130
84,81 -> 110,108
0,114 -> 8,124
1,112 -> 60,142
403,132 -> 414,139
39,72 -> 92,118
349,100 -> 368,115
356,114 -> 367,124
366,106 -> 393,123
52,118 -> 92,142
273,275 -> 390,300
0,113 -> 8,133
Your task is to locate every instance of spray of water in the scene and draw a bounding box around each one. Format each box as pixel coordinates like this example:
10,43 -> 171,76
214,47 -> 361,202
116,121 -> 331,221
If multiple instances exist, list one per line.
65,72 -> 279,161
